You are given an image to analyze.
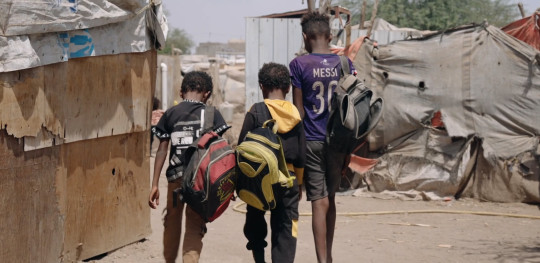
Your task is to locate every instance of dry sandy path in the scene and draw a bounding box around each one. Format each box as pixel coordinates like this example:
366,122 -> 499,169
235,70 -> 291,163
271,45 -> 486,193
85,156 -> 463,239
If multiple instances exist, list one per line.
85,155 -> 540,263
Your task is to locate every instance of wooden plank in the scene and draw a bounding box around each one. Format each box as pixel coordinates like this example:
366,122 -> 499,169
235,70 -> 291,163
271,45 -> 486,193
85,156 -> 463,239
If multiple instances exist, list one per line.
0,68 -> 48,137
43,62 -> 68,135
63,52 -> 154,143
24,128 -> 64,151
245,17 -> 259,112
0,51 -> 156,149
0,51 -> 155,261
0,130 -> 64,263
1,110 -> 152,263
62,131 -> 151,261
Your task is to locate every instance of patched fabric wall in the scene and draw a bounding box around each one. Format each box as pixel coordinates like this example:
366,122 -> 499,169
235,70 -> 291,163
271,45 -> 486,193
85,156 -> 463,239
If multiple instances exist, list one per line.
352,24 -> 540,202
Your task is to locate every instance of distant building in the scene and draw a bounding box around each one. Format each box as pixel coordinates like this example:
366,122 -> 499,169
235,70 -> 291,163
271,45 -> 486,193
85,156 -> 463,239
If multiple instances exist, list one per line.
196,39 -> 245,57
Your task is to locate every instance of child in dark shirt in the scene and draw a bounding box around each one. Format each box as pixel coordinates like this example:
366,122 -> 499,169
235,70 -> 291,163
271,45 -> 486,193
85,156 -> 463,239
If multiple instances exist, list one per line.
238,62 -> 306,263
149,71 -> 229,263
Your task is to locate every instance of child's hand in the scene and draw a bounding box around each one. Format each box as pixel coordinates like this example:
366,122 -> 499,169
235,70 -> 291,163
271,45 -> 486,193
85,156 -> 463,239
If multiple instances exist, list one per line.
148,186 -> 160,209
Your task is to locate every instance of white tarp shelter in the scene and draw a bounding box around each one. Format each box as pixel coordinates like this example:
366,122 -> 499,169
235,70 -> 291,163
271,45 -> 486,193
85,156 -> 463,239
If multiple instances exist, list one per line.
0,0 -> 167,73
353,23 -> 540,203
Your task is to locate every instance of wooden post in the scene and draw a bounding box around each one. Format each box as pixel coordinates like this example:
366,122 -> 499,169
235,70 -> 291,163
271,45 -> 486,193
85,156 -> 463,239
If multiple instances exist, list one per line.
307,0 -> 315,12
517,2 -> 526,18
360,0 -> 366,29
366,0 -> 379,38
345,21 -> 351,47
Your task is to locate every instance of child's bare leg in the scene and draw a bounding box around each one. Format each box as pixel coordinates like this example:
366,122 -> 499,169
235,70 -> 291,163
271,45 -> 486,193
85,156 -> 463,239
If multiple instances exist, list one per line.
163,180 -> 183,263
325,148 -> 346,263
182,206 -> 206,263
326,195 -> 337,263
312,197 -> 329,263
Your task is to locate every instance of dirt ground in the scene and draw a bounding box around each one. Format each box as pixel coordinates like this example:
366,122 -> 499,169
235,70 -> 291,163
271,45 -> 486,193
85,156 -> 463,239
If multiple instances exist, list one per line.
85,149 -> 540,263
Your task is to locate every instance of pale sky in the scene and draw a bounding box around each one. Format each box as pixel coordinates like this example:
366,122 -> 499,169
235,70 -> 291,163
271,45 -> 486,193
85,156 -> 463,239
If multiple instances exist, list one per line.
162,0 -> 539,51
161,0 -> 306,48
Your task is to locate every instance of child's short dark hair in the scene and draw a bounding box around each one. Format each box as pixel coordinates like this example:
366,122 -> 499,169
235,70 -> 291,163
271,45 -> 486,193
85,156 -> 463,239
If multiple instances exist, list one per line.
152,96 -> 161,110
301,11 -> 331,39
181,71 -> 213,94
258,62 -> 290,92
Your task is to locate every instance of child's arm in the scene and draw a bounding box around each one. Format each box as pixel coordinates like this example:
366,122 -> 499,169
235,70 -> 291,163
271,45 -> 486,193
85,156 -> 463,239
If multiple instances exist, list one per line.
212,109 -> 232,136
148,139 -> 170,209
294,122 -> 306,200
293,87 -> 305,119
237,111 -> 256,145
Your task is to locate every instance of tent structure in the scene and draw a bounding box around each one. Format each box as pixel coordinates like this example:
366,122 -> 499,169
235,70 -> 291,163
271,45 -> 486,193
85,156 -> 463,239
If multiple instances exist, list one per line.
502,10 -> 540,51
0,0 -> 166,261
349,23 -> 540,203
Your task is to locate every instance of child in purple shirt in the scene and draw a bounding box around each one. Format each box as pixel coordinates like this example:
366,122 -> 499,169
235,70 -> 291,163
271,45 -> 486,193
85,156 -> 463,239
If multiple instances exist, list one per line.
289,11 -> 355,263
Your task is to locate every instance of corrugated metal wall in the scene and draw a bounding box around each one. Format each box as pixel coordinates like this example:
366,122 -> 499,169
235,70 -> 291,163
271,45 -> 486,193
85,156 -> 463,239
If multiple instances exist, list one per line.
245,17 -> 410,111
245,18 -> 302,109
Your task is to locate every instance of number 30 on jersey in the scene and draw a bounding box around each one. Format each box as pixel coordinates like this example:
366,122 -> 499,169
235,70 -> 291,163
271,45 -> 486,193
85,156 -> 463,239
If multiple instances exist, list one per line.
312,80 -> 338,114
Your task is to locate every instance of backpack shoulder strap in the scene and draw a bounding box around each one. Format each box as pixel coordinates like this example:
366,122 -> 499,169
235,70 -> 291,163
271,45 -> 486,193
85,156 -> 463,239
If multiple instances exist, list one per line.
339,55 -> 350,77
254,102 -> 271,127
202,105 -> 215,133
338,56 -> 360,93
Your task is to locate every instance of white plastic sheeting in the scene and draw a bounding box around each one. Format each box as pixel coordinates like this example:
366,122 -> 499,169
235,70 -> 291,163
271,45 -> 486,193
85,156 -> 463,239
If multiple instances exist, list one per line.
0,12 -> 149,72
0,0 -> 167,73
0,0 -> 147,36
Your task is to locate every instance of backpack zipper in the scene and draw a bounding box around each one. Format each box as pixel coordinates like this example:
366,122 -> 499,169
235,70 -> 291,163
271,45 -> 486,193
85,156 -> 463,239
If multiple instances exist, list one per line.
203,145 -> 234,201
188,136 -> 224,187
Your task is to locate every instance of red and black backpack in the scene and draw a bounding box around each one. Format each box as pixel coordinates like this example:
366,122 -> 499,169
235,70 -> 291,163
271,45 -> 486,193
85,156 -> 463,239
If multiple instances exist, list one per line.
173,106 -> 236,222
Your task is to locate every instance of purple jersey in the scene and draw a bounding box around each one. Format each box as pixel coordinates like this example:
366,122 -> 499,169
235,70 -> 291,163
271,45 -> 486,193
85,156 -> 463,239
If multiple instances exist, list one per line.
289,53 -> 355,141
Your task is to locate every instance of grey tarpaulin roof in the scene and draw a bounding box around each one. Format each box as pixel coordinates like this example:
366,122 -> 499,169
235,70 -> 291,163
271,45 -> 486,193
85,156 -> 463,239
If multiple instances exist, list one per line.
352,24 -> 540,202
0,0 -> 147,36
0,0 -> 167,72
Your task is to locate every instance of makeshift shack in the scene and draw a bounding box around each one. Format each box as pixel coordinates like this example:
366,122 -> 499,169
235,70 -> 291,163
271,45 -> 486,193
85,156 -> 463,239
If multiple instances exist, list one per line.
0,0 -> 166,261
351,23 -> 540,203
